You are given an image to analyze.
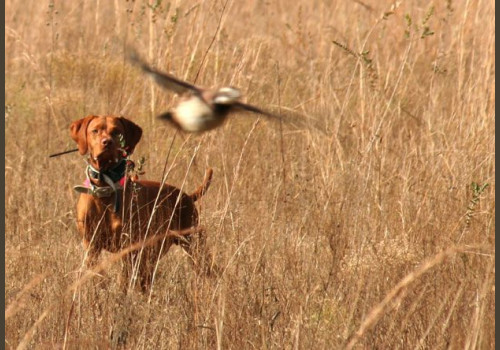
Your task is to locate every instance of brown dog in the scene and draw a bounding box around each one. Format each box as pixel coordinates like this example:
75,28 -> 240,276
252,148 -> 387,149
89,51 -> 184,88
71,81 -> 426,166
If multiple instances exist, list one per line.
70,115 -> 213,292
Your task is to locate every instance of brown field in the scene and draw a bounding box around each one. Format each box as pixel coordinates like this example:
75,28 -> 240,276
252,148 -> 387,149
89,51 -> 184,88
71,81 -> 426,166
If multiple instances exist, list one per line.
5,0 -> 495,349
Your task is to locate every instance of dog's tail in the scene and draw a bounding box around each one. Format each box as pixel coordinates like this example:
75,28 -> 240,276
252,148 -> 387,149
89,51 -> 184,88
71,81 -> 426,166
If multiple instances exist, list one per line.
190,168 -> 213,202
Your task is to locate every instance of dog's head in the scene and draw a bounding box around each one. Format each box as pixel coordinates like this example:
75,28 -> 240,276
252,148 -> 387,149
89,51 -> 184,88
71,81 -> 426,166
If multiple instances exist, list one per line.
70,115 -> 142,170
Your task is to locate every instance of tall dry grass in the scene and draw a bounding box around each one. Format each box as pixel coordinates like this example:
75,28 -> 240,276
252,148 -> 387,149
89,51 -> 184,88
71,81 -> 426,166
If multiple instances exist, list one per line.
5,0 -> 494,349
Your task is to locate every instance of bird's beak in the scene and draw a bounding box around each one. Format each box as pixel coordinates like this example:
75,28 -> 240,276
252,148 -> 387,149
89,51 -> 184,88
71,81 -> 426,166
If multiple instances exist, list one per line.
157,111 -> 173,121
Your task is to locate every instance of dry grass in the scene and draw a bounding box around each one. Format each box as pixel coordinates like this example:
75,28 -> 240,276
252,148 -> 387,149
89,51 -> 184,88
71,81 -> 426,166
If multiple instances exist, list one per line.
5,0 -> 495,349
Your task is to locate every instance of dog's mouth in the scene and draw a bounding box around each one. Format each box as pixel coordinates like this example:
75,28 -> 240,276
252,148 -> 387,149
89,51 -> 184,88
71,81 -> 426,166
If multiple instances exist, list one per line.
90,150 -> 121,171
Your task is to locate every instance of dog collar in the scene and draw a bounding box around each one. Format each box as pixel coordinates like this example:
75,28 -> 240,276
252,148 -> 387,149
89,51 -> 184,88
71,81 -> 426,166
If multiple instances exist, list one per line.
87,158 -> 128,183
73,158 -> 129,212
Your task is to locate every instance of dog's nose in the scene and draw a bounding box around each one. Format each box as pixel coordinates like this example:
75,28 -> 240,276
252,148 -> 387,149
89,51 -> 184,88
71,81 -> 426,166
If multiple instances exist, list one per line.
101,137 -> 114,147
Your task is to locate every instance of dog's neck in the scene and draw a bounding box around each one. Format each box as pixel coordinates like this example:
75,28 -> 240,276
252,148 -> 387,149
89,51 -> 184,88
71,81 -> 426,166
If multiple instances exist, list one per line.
75,158 -> 129,213
87,158 -> 128,186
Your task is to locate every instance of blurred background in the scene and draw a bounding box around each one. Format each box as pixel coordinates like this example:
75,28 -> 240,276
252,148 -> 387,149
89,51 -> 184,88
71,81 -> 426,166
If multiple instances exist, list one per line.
5,0 -> 495,348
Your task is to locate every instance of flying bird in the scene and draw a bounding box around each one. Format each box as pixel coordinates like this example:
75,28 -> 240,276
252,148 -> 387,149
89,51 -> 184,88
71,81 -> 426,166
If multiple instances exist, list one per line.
128,51 -> 279,133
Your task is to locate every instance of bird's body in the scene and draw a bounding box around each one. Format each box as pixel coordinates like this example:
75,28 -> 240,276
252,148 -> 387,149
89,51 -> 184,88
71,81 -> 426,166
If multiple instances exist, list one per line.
164,93 -> 228,132
128,50 -> 277,133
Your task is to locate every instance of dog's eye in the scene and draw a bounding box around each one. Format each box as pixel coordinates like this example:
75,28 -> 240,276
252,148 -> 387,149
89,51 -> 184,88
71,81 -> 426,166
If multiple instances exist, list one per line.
91,129 -> 98,134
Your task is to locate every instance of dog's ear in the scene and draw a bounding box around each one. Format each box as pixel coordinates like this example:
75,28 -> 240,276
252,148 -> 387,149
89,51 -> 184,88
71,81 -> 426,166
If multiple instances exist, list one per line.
118,117 -> 143,154
70,115 -> 95,155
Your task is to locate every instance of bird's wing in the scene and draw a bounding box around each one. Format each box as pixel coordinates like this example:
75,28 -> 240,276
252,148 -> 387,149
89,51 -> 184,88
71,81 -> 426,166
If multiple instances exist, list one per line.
233,102 -> 279,118
128,50 -> 199,94
235,102 -> 327,134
